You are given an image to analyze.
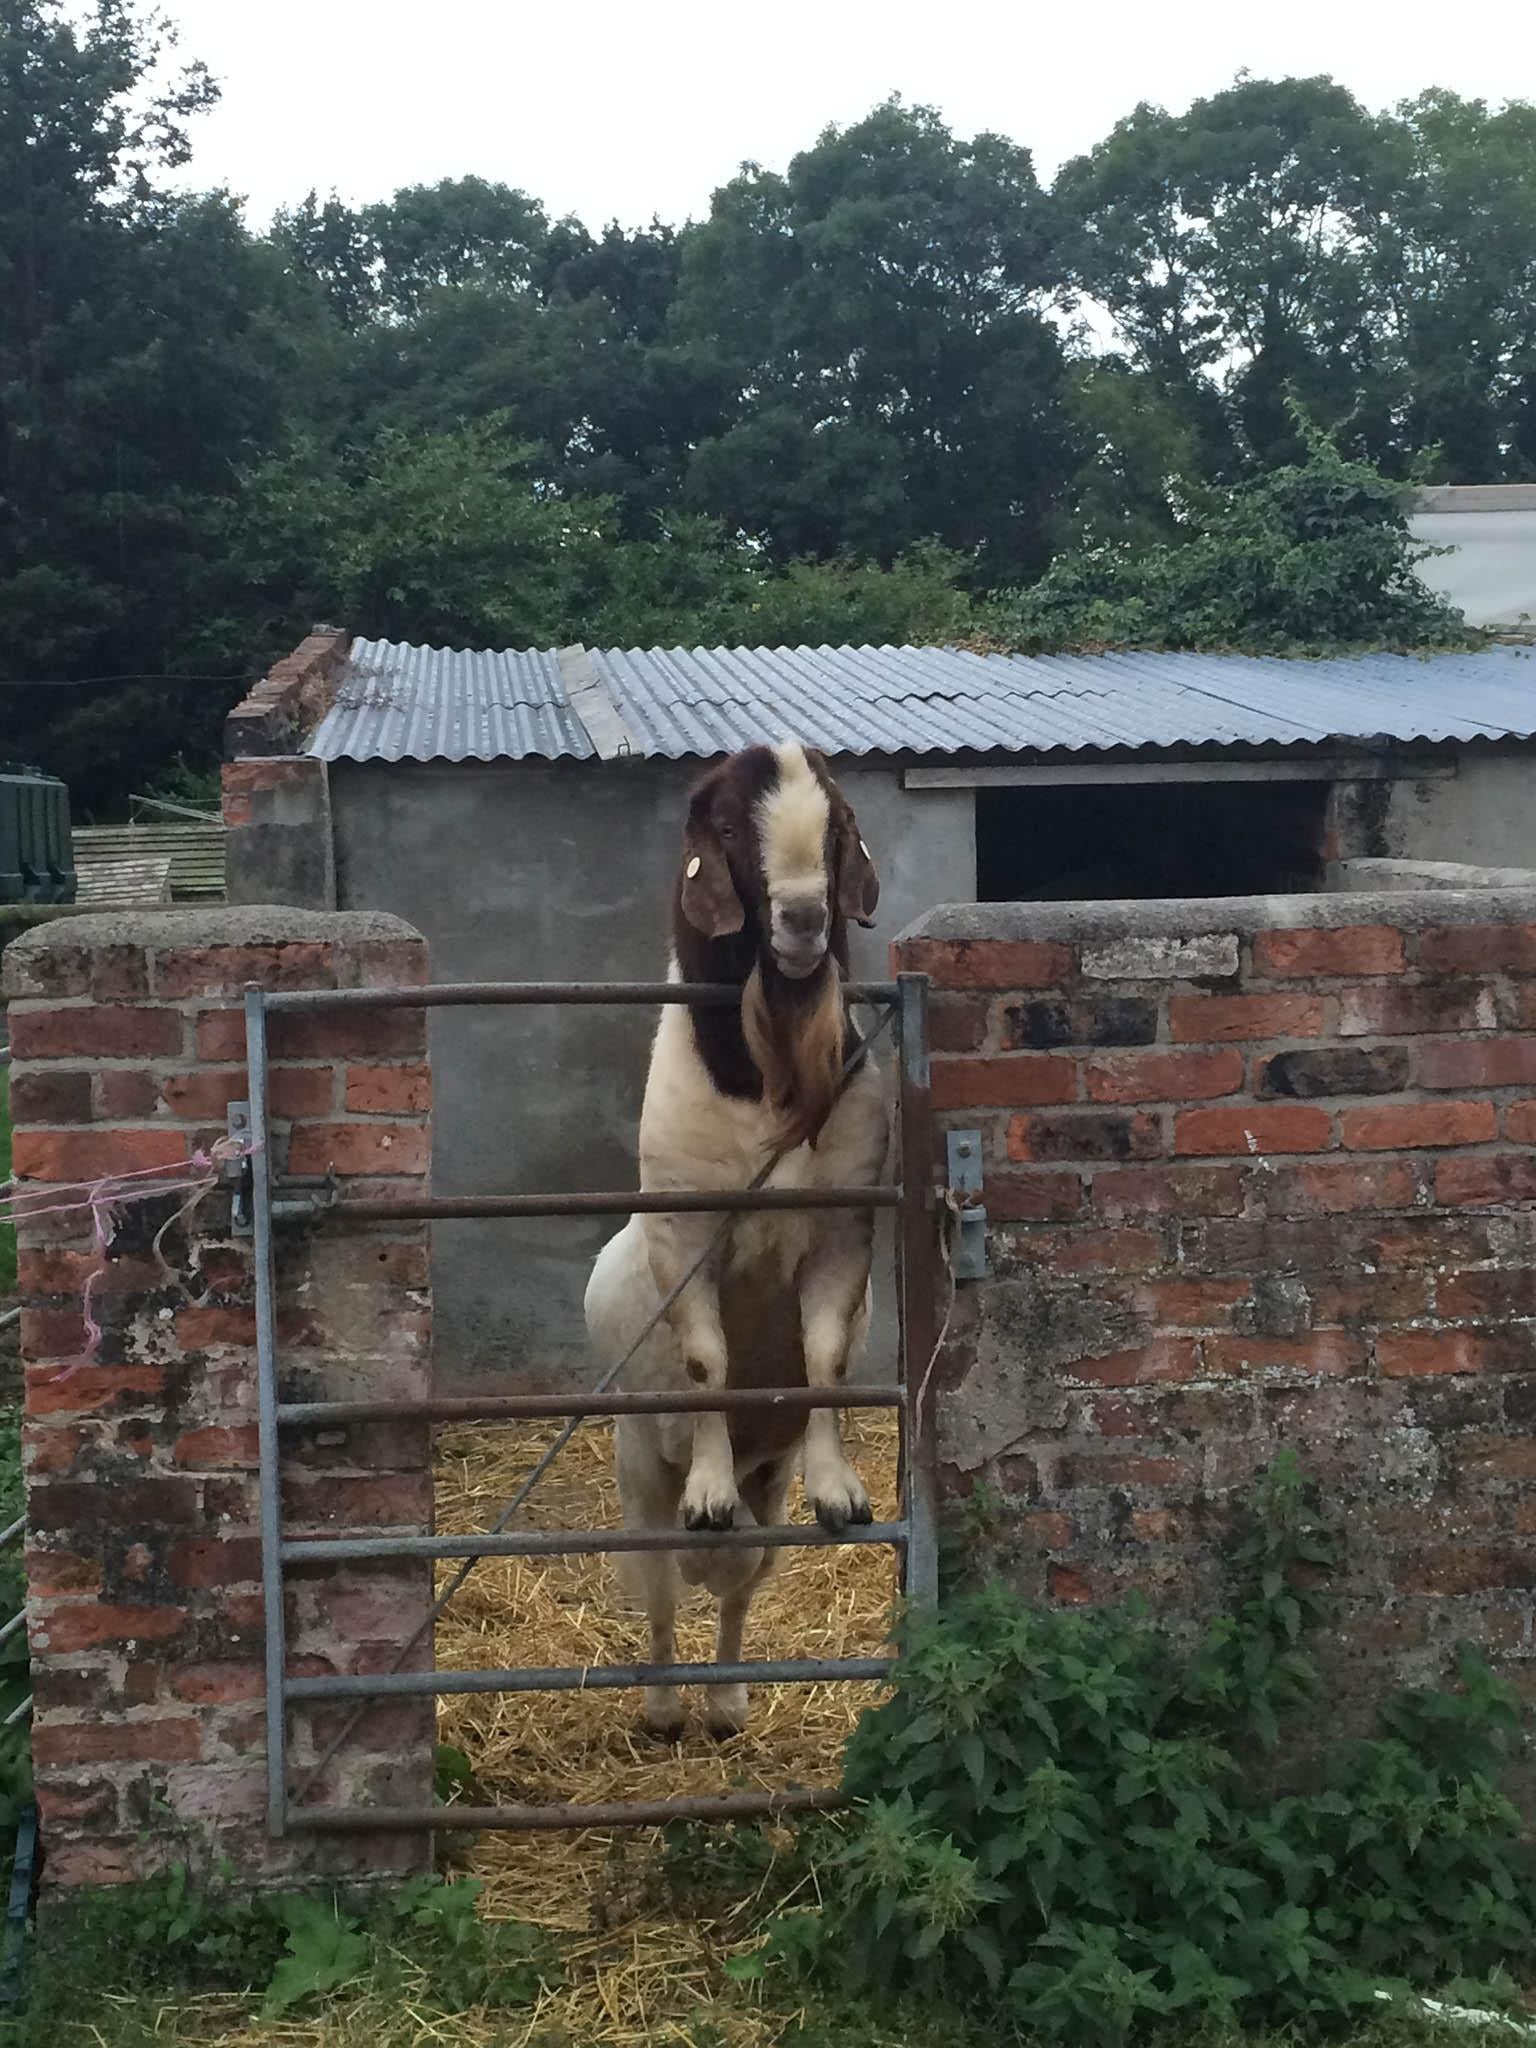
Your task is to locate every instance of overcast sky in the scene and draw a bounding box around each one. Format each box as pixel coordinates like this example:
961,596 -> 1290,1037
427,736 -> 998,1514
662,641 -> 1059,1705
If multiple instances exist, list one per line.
159,0 -> 1536,229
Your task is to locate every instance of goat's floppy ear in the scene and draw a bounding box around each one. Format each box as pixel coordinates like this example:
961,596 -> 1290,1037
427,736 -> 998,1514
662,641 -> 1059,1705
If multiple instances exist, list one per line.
679,804 -> 744,938
835,804 -> 880,928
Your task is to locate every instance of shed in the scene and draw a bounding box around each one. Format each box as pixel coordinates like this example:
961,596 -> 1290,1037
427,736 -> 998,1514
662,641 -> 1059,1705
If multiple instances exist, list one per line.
225,631 -> 1536,1382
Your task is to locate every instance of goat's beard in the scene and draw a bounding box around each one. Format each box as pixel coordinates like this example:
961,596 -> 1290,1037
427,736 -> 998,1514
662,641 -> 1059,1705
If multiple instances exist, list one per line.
742,953 -> 846,1151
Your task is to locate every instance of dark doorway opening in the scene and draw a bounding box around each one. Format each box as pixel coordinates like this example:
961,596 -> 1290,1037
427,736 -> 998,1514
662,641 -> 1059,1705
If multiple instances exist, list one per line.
976,779 -> 1332,901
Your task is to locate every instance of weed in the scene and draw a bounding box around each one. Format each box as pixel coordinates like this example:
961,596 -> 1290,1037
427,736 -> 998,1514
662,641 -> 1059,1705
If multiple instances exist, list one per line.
753,1455 -> 1535,2043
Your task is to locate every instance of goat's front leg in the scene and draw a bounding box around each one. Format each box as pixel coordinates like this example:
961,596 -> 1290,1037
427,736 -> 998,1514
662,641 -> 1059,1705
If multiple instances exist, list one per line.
798,1222 -> 875,1533
643,1213 -> 739,1531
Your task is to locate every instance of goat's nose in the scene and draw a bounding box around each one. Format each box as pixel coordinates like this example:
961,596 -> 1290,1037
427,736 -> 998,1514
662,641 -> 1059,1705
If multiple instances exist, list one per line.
780,900 -> 827,939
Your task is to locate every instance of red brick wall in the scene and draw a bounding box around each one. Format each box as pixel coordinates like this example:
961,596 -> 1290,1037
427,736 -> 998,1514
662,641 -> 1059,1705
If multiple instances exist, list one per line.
3,908 -> 434,1885
895,894 -> 1536,1728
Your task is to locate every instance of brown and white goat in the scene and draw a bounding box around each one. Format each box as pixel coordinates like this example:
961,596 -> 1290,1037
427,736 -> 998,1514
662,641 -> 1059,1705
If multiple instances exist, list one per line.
583,740 -> 888,1737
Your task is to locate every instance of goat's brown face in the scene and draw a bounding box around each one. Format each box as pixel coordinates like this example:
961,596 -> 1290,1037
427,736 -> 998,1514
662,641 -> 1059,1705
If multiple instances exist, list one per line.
678,742 -> 880,977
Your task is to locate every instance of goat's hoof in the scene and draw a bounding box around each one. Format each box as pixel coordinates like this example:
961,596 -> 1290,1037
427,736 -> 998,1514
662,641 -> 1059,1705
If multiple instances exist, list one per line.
640,1714 -> 686,1744
705,1688 -> 750,1740
812,1488 -> 873,1534
705,1714 -> 747,1743
683,1499 -> 737,1532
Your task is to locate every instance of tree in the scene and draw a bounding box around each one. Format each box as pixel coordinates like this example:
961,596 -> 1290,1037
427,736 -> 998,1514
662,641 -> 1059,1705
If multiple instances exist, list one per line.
671,99 -> 1080,575
990,424 -> 1471,653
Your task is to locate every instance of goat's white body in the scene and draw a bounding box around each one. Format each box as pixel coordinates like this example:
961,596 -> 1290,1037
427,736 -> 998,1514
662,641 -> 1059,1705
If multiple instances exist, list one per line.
584,962 -> 888,1734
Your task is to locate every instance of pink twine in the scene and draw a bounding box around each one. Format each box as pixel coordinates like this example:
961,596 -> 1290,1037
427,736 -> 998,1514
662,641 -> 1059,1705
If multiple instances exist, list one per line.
5,1136 -> 260,1381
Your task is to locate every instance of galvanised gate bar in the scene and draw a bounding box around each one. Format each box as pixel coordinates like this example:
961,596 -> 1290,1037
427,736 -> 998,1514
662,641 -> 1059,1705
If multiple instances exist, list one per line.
241,975 -> 940,1841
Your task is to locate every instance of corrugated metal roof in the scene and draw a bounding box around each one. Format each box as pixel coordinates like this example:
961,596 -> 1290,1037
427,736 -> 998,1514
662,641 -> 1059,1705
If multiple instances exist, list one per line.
305,639 -> 1536,765
307,641 -> 593,763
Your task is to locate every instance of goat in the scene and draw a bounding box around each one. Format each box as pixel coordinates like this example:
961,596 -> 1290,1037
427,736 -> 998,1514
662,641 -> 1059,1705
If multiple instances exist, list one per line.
584,740 -> 888,1738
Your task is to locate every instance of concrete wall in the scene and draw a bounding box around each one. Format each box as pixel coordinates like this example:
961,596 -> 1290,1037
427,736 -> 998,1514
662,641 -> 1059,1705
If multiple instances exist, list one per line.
328,756 -> 975,1385
1383,751 -> 1536,871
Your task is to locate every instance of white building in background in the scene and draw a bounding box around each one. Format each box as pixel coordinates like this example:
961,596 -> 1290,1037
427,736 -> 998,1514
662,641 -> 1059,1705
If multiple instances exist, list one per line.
1411,485 -> 1536,634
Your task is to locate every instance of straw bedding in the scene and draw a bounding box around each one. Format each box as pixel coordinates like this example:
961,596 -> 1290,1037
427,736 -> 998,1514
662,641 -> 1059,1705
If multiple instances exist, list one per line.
432,1409 -> 900,2040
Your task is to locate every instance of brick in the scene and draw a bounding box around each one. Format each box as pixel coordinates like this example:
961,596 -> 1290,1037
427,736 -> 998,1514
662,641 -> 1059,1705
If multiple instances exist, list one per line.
1419,1039 -> 1536,1090
11,1126 -> 188,1182
1340,1101 -> 1496,1151
1261,1158 -> 1423,1218
174,1305 -> 256,1349
171,1661 -> 264,1706
1048,1564 -> 1104,1605
8,1005 -> 182,1060
1396,1547 -> 1536,1596
896,938 -> 1072,990
33,1719 -> 202,1766
1169,992 -> 1325,1043
1061,1341 -> 1201,1387
1202,1334 -> 1365,1378
1057,1452 -> 1192,1488
1455,1437 -> 1536,1483
1309,1273 -> 1430,1325
1006,1110 -> 1161,1164
1174,1106 -> 1332,1157
932,1055 -> 1076,1110
286,1122 -> 430,1178
1506,1100 -> 1536,1144
1085,1049 -> 1243,1104
928,997 -> 990,1054
1418,924 -> 1536,974
28,1479 -> 200,1531
1009,1226 -> 1165,1275
167,1538 -> 263,1588
94,1070 -> 161,1119
1259,1047 -> 1409,1099
984,1171 -> 1083,1222
1436,1153 -> 1536,1208
25,1364 -> 167,1416
1130,1508 -> 1186,1542
172,1425 -> 261,1468
1254,926 -> 1405,977
1338,982 -> 1496,1037
1438,1270 -> 1536,1318
8,1070 -> 93,1123
1005,996 -> 1158,1049
1135,1279 -> 1250,1328
162,1765 -> 267,1825
345,1064 -> 432,1115
26,1549 -> 103,1595
23,1425 -> 83,1476
286,1473 -> 433,1530
37,1779 -> 120,1829
20,1307 -> 88,1359
1088,1164 -> 1246,1220
196,1007 -> 426,1062
1019,1510 -> 1074,1548
153,942 -> 336,999
161,1065 -> 334,1122
1082,933 -> 1239,981
19,1248 -> 165,1295
335,937 -> 431,990
33,1604 -> 189,1653
1379,1330 -> 1533,1377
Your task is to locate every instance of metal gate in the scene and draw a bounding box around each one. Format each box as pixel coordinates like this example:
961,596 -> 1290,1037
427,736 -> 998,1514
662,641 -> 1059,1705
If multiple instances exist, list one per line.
240,973 -> 939,1841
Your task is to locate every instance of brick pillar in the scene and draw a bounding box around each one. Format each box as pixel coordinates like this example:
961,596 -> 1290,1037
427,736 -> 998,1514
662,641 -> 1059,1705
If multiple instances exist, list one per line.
894,892 -> 1536,1744
3,908 -> 434,1886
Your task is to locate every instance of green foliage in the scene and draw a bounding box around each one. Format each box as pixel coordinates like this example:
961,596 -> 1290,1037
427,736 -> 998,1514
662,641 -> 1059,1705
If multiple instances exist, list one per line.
754,1455 -> 1534,2043
17,1868 -> 558,2034
990,426 -> 1474,654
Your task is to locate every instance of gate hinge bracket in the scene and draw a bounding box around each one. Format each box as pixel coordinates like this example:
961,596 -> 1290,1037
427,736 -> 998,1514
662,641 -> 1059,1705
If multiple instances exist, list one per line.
944,1128 -> 988,1281
226,1101 -> 253,1235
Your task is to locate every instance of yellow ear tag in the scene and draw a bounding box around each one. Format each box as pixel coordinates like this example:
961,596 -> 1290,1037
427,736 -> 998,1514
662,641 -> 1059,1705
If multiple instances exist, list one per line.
685,855 -> 702,879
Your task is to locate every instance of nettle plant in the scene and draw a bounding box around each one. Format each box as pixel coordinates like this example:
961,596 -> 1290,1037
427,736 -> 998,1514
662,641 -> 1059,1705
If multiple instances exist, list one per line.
758,1456 -> 1535,2042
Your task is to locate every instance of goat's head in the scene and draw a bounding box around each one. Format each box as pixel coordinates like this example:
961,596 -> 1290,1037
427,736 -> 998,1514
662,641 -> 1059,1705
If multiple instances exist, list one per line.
676,741 -> 880,979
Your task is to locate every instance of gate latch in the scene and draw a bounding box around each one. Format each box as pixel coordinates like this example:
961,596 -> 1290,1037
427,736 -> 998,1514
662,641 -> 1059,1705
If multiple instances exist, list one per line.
945,1128 -> 988,1281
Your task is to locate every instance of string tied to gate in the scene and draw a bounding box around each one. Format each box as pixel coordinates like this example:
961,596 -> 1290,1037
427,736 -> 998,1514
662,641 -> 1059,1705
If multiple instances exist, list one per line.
2,1136 -> 260,1379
